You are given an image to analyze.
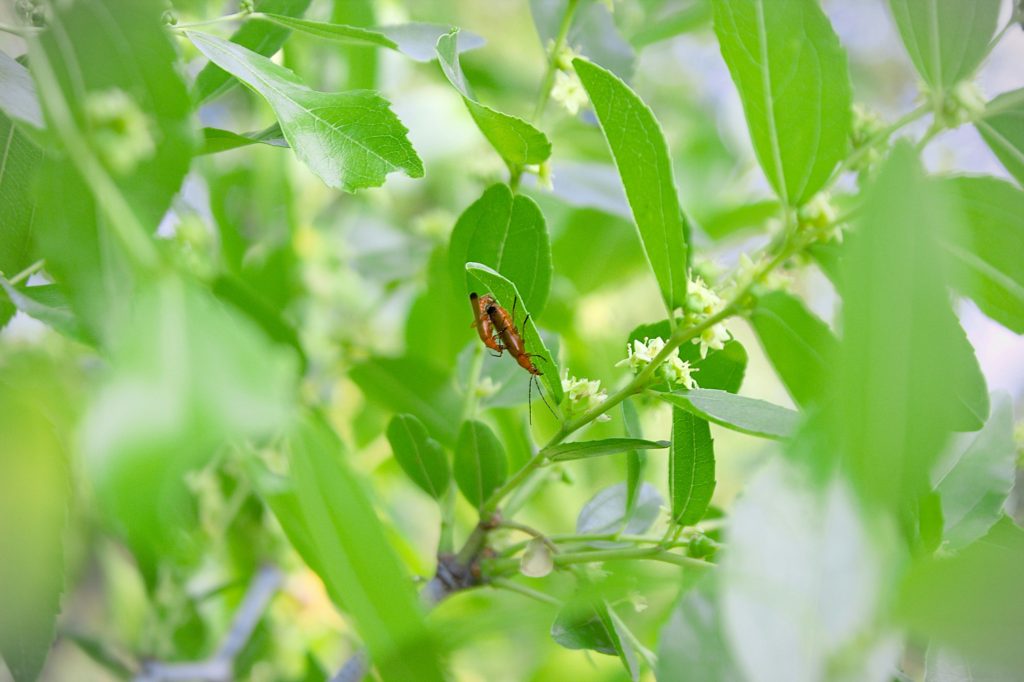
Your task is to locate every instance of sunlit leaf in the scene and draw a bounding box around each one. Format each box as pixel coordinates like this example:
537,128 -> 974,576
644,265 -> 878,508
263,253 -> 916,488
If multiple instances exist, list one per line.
544,438 -> 669,462
436,30 -> 551,167
669,408 -> 716,526
386,414 -> 450,500
80,277 -> 298,575
188,31 -> 423,192
573,57 -> 690,313
287,412 -> 445,682
449,184 -> 552,314
712,0 -> 852,205
750,290 -> 837,407
887,0 -> 1001,89
193,0 -> 313,103
933,393 -> 1017,551
939,175 -> 1024,333
833,143 -> 971,508
657,389 -> 798,440
454,420 -> 508,508
464,263 -> 564,405
976,89 -> 1024,187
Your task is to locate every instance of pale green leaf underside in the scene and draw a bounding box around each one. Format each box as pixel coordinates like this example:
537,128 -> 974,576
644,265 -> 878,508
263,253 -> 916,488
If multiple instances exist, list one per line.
887,0 -> 1001,89
436,30 -> 551,166
188,31 -> 423,192
0,52 -> 43,129
465,262 -> 564,405
544,438 -> 670,462
713,0 -> 852,206
573,57 -> 689,313
256,13 -> 485,62
658,389 -> 798,440
0,114 -> 41,279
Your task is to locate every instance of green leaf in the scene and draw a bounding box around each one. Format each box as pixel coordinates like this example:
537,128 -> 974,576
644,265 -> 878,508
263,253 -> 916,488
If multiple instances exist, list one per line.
453,420 -> 508,508
287,413 -> 445,682
551,207 -> 647,296
712,0 -> 852,205
0,51 -> 43,129
0,355 -> 71,682
925,645 -> 1021,682
833,144 -> 973,509
550,596 -> 619,655
939,175 -> 1024,333
933,393 -> 1017,551
656,578 -> 742,682
464,263 -> 564,405
31,0 -> 195,227
0,113 -> 41,280
669,408 -> 716,526
255,14 -> 485,62
887,0 -> 1001,89
386,414 -> 450,500
750,290 -> 838,407
349,356 -> 461,446
622,399 -> 646,519
701,199 -> 781,240
0,279 -> 90,344
199,124 -> 288,155
576,482 -> 664,538
573,57 -> 690,313
658,389 -> 798,440
722,458 -> 901,681
80,277 -> 298,574
187,31 -> 423,192
449,184 -> 553,314
436,30 -> 551,167
976,89 -> 1024,187
544,438 -> 670,462
193,0 -> 313,103
897,517 -> 1024,671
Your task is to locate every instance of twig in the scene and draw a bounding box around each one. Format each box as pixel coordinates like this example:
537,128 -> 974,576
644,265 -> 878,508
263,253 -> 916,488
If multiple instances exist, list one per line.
135,565 -> 282,682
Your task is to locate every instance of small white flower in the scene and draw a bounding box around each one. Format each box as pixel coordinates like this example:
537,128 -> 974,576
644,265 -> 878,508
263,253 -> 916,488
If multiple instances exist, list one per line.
627,590 -> 648,613
686,276 -> 723,316
476,376 -> 499,399
616,336 -> 665,373
551,69 -> 589,116
561,370 -> 609,418
665,356 -> 699,390
798,191 -> 838,230
694,322 -> 730,359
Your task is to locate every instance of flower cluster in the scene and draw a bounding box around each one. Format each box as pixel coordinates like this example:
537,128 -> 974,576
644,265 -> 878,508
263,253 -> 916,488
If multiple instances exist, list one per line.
797,191 -> 843,244
616,337 -> 700,389
936,81 -> 986,129
848,103 -> 886,174
732,253 -> 791,294
550,44 -> 589,116
561,371 -> 610,421
684,275 -> 731,358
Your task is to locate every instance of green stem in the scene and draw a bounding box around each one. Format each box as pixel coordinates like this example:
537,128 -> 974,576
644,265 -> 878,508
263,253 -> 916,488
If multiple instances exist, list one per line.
531,0 -> 580,121
6,259 -> 45,286
438,486 -> 456,555
489,578 -> 561,606
485,546 -> 713,575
